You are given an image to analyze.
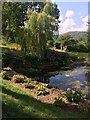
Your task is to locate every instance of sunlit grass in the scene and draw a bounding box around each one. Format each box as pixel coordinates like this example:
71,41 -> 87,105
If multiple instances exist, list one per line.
7,43 -> 21,50
69,52 -> 89,61
0,41 -> 21,51
1,80 -> 88,119
50,47 -> 66,52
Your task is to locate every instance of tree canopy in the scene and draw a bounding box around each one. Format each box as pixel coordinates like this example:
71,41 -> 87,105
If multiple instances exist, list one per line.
2,1 -> 60,60
23,2 -> 60,60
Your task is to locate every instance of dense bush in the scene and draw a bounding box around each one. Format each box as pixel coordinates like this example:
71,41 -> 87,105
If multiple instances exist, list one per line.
22,54 -> 39,68
47,50 -> 72,66
67,45 -> 88,52
69,54 -> 79,61
0,71 -> 9,79
53,32 -> 88,52
64,88 -> 85,103
2,52 -> 24,69
54,42 -> 60,49
47,40 -> 54,47
13,75 -> 24,83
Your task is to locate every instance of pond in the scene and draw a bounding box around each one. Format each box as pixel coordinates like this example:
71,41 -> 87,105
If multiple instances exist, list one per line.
34,65 -> 90,99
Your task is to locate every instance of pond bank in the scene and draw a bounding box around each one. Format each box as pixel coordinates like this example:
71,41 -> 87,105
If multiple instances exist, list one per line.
1,67 -> 89,113
32,64 -> 90,100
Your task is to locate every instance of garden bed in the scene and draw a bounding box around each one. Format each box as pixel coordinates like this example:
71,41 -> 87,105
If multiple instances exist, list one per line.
1,67 -> 90,113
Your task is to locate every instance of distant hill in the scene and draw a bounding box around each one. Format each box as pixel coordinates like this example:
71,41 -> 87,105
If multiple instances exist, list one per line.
67,31 -> 88,39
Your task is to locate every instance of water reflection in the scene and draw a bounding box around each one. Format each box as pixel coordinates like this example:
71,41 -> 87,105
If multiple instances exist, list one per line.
34,66 -> 90,99
48,66 -> 90,98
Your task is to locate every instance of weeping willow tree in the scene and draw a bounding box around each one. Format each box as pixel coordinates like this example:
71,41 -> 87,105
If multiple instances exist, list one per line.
20,2 -> 59,61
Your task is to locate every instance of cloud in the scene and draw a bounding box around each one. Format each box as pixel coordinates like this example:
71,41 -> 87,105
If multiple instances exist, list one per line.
59,10 -> 88,34
59,10 -> 76,33
59,14 -> 63,21
81,16 -> 88,31
63,18 -> 76,29
82,16 -> 88,22
82,16 -> 88,25
65,10 -> 74,18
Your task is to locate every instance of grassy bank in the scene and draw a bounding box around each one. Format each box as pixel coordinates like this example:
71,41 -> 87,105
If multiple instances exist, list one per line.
1,45 -> 89,79
51,48 -> 89,60
1,80 -> 88,119
69,52 -> 89,61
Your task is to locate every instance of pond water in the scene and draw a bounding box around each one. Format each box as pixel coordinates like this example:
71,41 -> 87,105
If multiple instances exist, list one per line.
49,66 -> 89,96
34,65 -> 90,99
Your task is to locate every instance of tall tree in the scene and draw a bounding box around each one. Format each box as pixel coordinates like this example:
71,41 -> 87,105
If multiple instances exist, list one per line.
43,2 -> 60,40
2,2 -> 30,42
2,1 -> 60,60
2,2 -> 46,42
24,2 -> 60,60
57,33 -> 76,50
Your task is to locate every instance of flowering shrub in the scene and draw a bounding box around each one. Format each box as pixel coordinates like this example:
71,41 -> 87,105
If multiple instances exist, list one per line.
13,75 -> 24,83
64,87 -> 84,102
0,71 -> 9,79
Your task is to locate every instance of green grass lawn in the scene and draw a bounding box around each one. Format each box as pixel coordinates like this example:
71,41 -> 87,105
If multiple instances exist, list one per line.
1,42 -> 89,61
1,80 -> 89,119
68,52 -> 89,61
50,47 -> 89,61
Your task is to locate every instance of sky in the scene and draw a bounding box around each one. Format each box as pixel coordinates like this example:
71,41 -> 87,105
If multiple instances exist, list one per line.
52,1 -> 88,34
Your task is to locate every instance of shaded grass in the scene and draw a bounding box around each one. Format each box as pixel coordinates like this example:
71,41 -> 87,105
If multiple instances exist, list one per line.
1,80 -> 89,119
50,47 -> 89,61
69,52 -> 89,61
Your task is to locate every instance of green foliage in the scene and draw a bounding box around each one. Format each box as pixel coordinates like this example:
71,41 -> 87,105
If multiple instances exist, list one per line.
24,82 -> 31,88
54,31 -> 88,52
64,88 -> 85,103
47,40 -> 54,47
26,78 -> 32,83
43,2 -> 60,19
23,79 -> 32,88
0,71 -> 9,79
2,51 -> 25,73
54,41 -> 60,49
54,33 -> 77,51
69,52 -> 88,61
69,54 -> 79,61
57,55 -> 72,66
22,54 -> 39,68
2,2 -> 29,42
36,85 -> 48,96
3,81 -> 87,118
37,85 -> 45,91
67,41 -> 88,52
21,1 -> 60,60
53,97 -> 65,107
2,1 -> 60,61
13,75 -> 24,83
36,90 -> 47,96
